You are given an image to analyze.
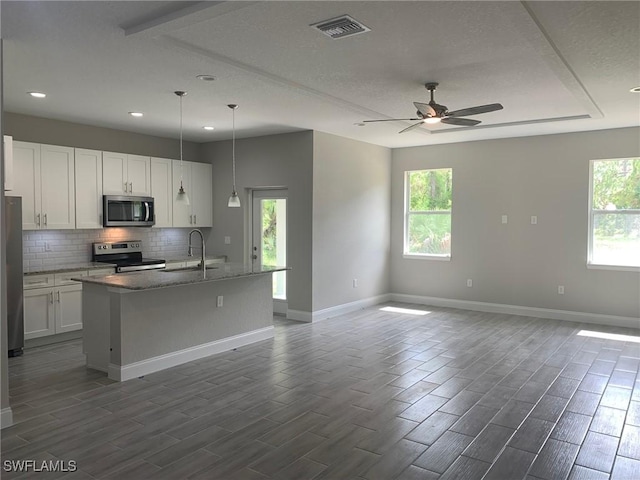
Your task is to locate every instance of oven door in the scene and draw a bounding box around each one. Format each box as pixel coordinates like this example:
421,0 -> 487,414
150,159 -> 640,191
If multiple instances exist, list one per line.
103,195 -> 155,227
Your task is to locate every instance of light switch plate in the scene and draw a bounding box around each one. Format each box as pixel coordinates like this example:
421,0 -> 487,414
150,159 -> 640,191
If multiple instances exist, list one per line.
224,236 -> 231,245
531,216 -> 538,225
501,215 -> 508,224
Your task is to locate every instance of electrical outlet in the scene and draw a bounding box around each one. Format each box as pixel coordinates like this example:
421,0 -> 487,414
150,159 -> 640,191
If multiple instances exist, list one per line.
558,286 -> 564,295
531,216 -> 538,225
224,236 -> 231,245
353,279 -> 358,288
217,295 -> 224,307
467,279 -> 473,287
44,242 -> 51,252
501,215 -> 508,224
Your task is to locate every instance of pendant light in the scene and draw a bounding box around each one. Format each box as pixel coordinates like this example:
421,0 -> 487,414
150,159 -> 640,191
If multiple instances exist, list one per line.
175,91 -> 190,206
227,104 -> 241,208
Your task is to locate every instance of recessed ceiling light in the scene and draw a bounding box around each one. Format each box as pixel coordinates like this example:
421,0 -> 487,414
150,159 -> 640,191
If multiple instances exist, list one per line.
196,75 -> 216,82
129,112 -> 144,117
630,86 -> 640,93
203,126 -> 215,131
28,92 -> 46,98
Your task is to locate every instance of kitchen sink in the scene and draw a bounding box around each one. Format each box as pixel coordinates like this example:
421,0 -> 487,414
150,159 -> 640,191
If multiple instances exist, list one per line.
164,265 -> 220,273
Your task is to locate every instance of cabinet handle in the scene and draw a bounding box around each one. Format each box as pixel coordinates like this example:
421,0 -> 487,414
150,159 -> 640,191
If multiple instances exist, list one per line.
36,213 -> 41,227
129,182 -> 133,193
57,291 -> 60,303
194,214 -> 197,224
189,215 -> 193,224
124,182 -> 128,193
49,292 -> 54,304
44,213 -> 47,226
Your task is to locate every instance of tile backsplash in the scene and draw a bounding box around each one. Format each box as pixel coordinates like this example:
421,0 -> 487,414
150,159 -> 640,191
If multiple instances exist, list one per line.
23,228 -> 210,270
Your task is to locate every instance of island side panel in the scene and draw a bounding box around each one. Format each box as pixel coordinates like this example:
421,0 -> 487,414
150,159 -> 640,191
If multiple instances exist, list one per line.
112,274 -> 274,377
82,283 -> 111,372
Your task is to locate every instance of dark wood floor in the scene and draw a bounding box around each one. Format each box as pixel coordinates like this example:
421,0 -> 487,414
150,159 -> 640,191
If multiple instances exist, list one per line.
2,303 -> 640,479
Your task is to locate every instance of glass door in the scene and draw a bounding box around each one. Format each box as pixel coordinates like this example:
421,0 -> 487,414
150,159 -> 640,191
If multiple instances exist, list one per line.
252,190 -> 287,300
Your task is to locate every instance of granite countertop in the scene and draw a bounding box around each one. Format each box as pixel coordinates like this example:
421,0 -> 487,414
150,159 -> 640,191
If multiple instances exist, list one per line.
24,262 -> 118,275
74,263 -> 289,291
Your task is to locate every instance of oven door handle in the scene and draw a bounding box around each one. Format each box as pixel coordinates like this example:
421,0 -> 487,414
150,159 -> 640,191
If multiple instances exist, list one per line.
117,263 -> 166,273
144,202 -> 150,222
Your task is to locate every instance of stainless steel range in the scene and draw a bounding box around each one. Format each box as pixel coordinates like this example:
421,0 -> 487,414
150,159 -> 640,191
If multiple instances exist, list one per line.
92,240 -> 165,273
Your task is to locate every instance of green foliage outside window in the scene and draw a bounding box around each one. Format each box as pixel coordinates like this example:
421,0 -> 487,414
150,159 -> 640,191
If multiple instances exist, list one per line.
406,169 -> 452,255
591,158 -> 640,267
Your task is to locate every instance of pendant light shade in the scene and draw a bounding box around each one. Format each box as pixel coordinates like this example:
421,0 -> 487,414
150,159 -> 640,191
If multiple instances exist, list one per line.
228,104 -> 241,208
175,91 -> 190,206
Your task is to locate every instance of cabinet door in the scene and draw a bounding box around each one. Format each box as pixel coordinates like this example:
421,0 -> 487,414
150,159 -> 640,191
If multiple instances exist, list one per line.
40,145 -> 75,230
12,141 -> 41,230
24,288 -> 55,339
56,285 -> 83,333
75,149 -> 103,228
191,162 -> 213,227
150,157 -> 173,227
102,152 -> 128,195
172,160 -> 193,228
127,154 -> 151,196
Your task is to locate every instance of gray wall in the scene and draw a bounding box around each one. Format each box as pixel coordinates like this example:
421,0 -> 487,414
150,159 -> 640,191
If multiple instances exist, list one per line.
391,127 -> 640,319
312,132 -> 391,311
201,131 -> 314,314
4,112 -> 202,162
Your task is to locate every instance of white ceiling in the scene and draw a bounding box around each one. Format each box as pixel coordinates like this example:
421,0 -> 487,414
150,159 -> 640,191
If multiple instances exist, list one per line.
2,1 -> 639,148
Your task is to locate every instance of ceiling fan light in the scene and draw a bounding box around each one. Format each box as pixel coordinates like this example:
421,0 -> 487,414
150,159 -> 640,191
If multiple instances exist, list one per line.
424,117 -> 441,124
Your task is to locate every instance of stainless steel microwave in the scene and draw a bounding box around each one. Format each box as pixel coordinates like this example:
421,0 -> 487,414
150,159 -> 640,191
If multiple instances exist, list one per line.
103,195 -> 155,227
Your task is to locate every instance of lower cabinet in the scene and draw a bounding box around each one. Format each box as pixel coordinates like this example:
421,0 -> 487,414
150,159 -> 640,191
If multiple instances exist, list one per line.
23,268 -> 114,340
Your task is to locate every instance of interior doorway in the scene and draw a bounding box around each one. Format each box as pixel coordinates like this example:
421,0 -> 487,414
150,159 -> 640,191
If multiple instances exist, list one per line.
251,189 -> 287,313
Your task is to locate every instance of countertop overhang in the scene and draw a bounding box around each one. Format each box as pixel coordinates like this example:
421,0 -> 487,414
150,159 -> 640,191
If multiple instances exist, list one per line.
73,264 -> 289,291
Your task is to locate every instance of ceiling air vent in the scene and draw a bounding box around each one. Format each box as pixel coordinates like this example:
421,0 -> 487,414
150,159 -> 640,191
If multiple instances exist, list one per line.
311,15 -> 370,39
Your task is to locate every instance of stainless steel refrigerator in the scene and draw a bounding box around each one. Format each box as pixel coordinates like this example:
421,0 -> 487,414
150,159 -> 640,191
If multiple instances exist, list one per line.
6,196 -> 23,357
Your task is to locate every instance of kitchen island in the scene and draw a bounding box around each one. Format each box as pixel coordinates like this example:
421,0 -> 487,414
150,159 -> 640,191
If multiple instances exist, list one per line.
76,264 -> 288,381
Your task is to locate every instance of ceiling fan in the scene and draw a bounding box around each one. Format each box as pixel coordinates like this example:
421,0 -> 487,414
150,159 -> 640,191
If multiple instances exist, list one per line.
364,82 -> 503,133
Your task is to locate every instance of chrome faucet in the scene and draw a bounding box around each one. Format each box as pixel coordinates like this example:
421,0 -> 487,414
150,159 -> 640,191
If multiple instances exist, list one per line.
188,229 -> 206,273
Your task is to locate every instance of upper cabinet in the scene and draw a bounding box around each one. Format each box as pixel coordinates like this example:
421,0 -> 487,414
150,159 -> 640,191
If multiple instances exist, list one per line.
75,149 -> 103,229
13,141 -> 76,230
172,160 -> 212,228
103,152 -> 150,196
150,157 -> 173,228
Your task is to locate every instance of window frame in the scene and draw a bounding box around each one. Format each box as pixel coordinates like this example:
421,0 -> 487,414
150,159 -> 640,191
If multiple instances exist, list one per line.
403,168 -> 453,260
587,158 -> 640,271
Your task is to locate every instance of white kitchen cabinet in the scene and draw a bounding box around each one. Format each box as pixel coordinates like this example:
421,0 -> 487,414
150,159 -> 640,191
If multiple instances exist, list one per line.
191,162 -> 213,228
151,157 -> 173,228
4,135 -> 13,191
75,148 -> 103,228
23,288 -> 56,339
103,152 -> 150,196
13,141 -> 75,230
172,160 -> 212,228
23,269 -> 99,339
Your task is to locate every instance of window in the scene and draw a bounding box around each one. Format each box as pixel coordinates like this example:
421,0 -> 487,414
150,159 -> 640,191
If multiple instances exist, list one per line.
404,168 -> 452,258
589,158 -> 640,268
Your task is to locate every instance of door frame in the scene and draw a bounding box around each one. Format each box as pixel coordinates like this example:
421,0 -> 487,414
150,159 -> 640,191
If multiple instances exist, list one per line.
248,188 -> 288,315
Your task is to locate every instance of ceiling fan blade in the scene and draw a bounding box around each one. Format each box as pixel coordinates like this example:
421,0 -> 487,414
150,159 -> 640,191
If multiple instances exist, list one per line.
413,102 -> 436,117
363,118 -> 421,123
441,117 -> 481,126
446,103 -> 503,117
399,121 -> 425,134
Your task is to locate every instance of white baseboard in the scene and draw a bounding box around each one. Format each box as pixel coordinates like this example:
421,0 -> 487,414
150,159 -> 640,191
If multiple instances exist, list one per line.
1,407 -> 14,429
108,326 -> 275,382
273,299 -> 288,316
390,293 -> 640,329
312,294 -> 392,322
287,309 -> 313,322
